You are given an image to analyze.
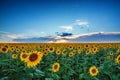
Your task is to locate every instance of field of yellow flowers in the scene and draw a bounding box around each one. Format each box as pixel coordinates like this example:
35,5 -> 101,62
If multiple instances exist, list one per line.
0,43 -> 120,80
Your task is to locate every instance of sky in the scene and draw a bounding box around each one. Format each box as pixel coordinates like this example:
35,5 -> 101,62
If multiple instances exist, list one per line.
0,0 -> 120,42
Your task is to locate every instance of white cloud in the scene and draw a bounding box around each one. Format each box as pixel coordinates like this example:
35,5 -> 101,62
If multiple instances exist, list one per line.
102,32 -> 120,35
59,19 -> 89,32
41,32 -> 46,34
55,36 -> 62,39
62,34 -> 80,39
6,35 -> 18,39
47,39 -> 69,43
75,20 -> 89,27
60,26 -> 73,31
55,39 -> 69,43
20,30 -> 44,38
14,31 -> 47,39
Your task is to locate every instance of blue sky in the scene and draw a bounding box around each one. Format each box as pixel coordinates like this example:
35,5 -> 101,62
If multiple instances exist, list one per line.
0,0 -> 120,39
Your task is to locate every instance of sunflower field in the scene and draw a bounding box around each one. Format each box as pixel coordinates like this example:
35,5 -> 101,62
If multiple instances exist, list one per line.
0,43 -> 120,80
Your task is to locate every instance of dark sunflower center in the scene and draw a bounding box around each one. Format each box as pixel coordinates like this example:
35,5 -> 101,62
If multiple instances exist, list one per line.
63,51 -> 66,54
2,48 -> 6,52
87,51 -> 89,53
5,45 -> 8,48
50,48 -> 53,51
54,65 -> 58,69
44,52 -> 47,54
92,69 -> 96,73
118,57 -> 120,60
14,55 -> 17,57
22,54 -> 27,58
70,53 -> 72,56
29,53 -> 38,62
86,45 -> 88,47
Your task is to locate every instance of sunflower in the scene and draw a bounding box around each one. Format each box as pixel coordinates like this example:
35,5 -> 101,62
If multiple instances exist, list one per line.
15,46 -> 19,49
43,51 -> 48,56
22,49 -> 27,53
20,52 -> 28,61
56,49 -> 61,55
85,44 -> 90,48
69,52 -> 74,57
16,48 -> 20,53
25,52 -> 43,67
68,45 -> 73,50
52,62 -> 60,72
1,47 -> 8,53
77,46 -> 81,50
44,48 -> 48,52
89,66 -> 99,76
78,49 -> 82,54
9,47 -> 15,52
39,45 -> 43,49
92,47 -> 98,54
86,49 -> 91,55
48,47 -> 55,53
115,54 -> 120,64
4,45 -> 9,48
21,46 -> 25,49
109,51 -> 114,56
12,54 -> 17,59
62,49 -> 67,56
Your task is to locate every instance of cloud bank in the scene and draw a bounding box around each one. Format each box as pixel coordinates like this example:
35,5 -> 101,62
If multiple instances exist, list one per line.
0,32 -> 120,43
1,31 -> 120,43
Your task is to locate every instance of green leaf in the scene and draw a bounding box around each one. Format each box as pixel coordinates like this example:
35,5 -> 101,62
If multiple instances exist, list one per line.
52,74 -> 60,80
62,75 -> 70,80
45,78 -> 54,80
63,64 -> 76,75
0,76 -> 8,80
116,66 -> 120,70
93,77 -> 99,80
33,69 -> 45,78
29,73 -> 33,78
35,69 -> 44,75
79,73 -> 84,79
